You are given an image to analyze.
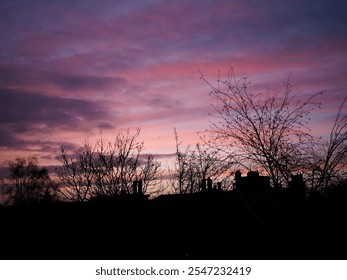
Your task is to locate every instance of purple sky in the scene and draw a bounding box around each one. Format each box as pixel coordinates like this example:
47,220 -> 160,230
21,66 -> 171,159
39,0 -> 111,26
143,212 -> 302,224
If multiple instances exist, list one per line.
1,0 -> 347,172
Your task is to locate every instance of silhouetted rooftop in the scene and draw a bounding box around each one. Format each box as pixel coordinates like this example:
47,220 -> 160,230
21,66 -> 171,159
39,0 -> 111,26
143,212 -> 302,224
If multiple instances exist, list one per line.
1,183 -> 347,260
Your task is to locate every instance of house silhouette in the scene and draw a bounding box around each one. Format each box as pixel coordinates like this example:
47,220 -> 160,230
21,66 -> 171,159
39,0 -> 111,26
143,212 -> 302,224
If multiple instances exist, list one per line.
0,173 -> 346,260
234,170 -> 270,192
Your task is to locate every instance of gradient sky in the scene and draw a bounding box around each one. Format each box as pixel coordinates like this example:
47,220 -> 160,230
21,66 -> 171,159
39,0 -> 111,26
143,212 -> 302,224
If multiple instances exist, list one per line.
1,0 -> 347,173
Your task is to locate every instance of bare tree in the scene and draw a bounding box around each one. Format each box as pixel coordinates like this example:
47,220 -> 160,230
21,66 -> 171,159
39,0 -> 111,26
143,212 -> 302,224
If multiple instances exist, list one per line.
5,156 -> 52,204
56,128 -> 163,201
193,143 -> 234,189
201,69 -> 323,188
0,177 -> 10,205
305,97 -> 347,194
169,128 -> 190,194
169,129 -> 234,194
56,144 -> 95,202
139,154 -> 165,197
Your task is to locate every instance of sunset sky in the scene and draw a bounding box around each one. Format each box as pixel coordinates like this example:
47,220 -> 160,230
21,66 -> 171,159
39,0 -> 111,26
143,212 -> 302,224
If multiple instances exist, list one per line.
1,0 -> 347,174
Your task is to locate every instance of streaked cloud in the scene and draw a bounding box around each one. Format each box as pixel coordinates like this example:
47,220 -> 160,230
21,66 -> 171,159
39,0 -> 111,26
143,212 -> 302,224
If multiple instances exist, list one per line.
0,0 -> 346,168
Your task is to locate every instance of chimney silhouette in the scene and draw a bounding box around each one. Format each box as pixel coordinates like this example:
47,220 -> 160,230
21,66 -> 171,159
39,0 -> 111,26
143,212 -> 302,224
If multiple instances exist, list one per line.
207,177 -> 213,191
138,180 -> 143,195
132,181 -> 137,195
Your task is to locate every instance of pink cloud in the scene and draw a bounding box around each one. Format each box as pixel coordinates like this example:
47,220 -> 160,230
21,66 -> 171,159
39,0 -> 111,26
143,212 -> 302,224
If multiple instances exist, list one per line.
1,0 -> 347,169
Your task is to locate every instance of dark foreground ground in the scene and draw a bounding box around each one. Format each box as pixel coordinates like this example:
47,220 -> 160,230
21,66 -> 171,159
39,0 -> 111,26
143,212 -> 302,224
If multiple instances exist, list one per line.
1,187 -> 347,260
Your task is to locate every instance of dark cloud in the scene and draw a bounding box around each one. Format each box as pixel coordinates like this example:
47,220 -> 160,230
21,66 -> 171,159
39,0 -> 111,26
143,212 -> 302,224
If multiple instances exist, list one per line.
0,166 -> 9,179
152,153 -> 176,160
144,94 -> 182,109
0,126 -> 20,148
0,88 -> 109,128
97,122 -> 115,130
0,163 -> 63,179
0,63 -> 127,96
0,88 -> 115,150
45,71 -> 126,92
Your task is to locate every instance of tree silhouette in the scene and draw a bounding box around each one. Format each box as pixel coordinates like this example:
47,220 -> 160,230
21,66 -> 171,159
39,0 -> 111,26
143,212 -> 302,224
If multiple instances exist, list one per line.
56,128 -> 163,201
5,156 -> 52,204
56,144 -> 95,202
169,129 -> 233,194
304,97 -> 347,194
201,69 -> 323,189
